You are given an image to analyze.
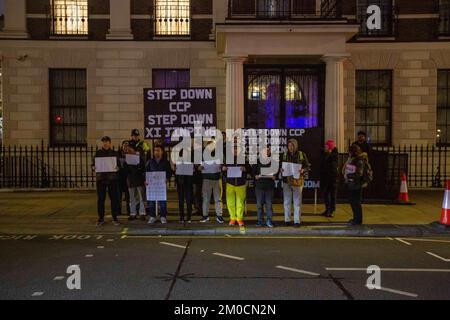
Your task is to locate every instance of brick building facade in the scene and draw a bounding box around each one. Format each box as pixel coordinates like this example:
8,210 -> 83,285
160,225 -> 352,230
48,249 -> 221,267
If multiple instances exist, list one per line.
0,0 -> 450,148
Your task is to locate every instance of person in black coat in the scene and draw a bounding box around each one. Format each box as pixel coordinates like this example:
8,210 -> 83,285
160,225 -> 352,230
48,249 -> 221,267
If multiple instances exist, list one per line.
352,131 -> 372,155
118,141 -> 131,216
92,136 -> 121,226
320,139 -> 339,218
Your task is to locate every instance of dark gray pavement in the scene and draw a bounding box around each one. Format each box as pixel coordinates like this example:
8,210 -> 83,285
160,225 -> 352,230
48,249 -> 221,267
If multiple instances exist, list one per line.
1,235 -> 450,300
0,190 -> 449,237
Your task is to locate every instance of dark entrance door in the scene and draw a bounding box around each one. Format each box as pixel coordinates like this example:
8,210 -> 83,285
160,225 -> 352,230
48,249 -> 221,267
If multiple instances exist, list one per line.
243,65 -> 326,200
244,65 -> 325,131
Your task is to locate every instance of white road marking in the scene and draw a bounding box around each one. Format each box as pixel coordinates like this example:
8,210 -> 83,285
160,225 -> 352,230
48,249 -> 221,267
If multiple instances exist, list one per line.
276,265 -> 320,277
426,252 -> 450,262
31,292 -> 44,297
85,254 -> 94,258
53,276 -> 64,281
160,242 -> 187,249
97,246 -> 104,249
327,268 -> 450,273
403,238 -> 450,244
367,285 -> 418,298
395,238 -> 412,246
107,239 -> 114,242
212,252 -> 245,261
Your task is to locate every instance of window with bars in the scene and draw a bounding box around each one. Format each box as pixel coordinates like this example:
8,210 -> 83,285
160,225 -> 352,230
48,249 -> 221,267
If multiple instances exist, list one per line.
356,0 -> 394,37
49,69 -> 87,146
152,69 -> 190,88
355,70 -> 392,145
154,0 -> 191,36
440,0 -> 450,36
438,70 -> 450,145
50,0 -> 89,35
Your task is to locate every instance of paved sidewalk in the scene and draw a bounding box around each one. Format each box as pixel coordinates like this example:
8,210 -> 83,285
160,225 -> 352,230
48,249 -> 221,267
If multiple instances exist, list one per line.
0,190 -> 448,237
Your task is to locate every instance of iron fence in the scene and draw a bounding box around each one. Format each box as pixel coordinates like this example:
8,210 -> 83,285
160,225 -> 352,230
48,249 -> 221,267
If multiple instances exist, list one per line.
228,0 -> 343,20
0,142 -> 449,195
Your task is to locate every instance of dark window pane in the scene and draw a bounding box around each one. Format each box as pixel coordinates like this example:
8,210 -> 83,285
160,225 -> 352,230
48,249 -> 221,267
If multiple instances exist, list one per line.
355,70 -> 392,145
49,69 -> 87,146
437,70 -> 450,144
152,69 -> 190,88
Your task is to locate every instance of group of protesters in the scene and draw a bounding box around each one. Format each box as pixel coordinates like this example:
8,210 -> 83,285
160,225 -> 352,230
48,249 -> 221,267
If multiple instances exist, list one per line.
93,129 -> 373,228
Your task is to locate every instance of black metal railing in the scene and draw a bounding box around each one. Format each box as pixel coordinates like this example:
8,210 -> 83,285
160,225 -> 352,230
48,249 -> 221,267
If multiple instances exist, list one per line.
154,3 -> 191,36
356,1 -> 396,37
371,144 -> 450,189
439,0 -> 450,36
49,2 -> 88,36
228,0 -> 343,20
1,143 -> 450,194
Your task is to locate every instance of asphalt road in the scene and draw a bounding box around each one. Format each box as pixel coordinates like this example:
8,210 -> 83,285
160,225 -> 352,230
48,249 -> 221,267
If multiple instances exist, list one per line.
1,235 -> 450,300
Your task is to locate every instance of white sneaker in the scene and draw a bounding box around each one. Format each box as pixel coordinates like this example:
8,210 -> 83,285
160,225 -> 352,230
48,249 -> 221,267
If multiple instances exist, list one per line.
161,217 -> 168,224
148,217 -> 157,224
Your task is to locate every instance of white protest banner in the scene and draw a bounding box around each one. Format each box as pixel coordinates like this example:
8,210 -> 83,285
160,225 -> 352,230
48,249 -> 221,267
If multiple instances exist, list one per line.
282,162 -> 302,179
202,161 -> 221,174
146,172 -> 167,201
292,163 -> 302,179
95,157 -> 118,173
125,154 -> 140,166
176,163 -> 194,176
282,162 -> 294,177
227,166 -> 242,178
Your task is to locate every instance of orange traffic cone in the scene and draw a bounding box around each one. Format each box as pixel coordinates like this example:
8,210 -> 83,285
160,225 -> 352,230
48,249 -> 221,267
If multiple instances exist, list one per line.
441,180 -> 450,226
398,173 -> 410,203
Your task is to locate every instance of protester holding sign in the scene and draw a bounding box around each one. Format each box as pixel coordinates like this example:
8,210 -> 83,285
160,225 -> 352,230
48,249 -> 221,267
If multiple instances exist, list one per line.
252,147 -> 278,228
223,144 -> 250,227
124,143 -> 146,221
92,136 -> 121,227
198,141 -> 224,224
146,145 -> 172,224
281,139 -> 311,227
343,144 -> 368,226
173,158 -> 195,224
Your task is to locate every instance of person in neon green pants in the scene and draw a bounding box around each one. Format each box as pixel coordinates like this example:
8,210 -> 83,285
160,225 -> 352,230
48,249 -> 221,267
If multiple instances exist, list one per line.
226,183 -> 247,225
223,140 -> 249,226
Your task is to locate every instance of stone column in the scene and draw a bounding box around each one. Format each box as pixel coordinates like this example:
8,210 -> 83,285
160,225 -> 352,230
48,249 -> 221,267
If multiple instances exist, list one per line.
106,0 -> 133,40
224,56 -> 247,130
322,54 -> 348,151
0,0 -> 29,39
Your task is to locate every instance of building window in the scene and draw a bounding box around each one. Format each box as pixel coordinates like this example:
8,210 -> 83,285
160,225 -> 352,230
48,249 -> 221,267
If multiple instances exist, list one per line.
357,0 -> 394,37
440,0 -> 450,36
245,67 -> 323,129
49,69 -> 87,146
438,70 -> 450,145
154,0 -> 190,36
256,0 -> 290,19
355,70 -> 392,145
152,69 -> 190,88
50,0 -> 89,35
